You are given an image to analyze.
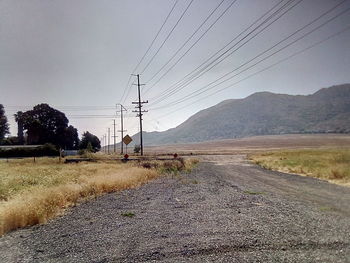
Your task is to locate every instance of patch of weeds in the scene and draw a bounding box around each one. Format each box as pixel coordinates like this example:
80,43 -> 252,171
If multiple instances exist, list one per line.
140,161 -> 159,169
319,206 -> 336,212
121,212 -> 135,218
244,190 -> 265,195
330,169 -> 345,179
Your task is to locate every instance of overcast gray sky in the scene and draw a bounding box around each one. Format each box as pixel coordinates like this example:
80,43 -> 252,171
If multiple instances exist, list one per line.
1,0 -> 350,143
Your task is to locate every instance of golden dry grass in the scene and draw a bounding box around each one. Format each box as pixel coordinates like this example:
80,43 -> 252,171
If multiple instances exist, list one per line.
249,148 -> 350,186
0,157 -> 198,236
0,158 -> 160,236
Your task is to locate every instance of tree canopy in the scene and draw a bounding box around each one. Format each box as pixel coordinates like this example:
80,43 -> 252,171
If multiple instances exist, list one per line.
79,131 -> 101,152
17,104 -> 79,149
0,104 -> 9,142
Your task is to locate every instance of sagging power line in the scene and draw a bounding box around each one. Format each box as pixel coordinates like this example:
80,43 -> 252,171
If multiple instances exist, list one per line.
149,24 -> 350,122
148,0 -> 301,105
148,1 -> 350,111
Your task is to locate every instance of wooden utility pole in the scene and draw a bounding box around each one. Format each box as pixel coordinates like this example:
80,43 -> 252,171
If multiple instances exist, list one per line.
132,74 -> 148,156
107,128 -> 110,154
113,119 -> 117,153
116,104 -> 127,154
102,135 -> 105,153
104,135 -> 107,153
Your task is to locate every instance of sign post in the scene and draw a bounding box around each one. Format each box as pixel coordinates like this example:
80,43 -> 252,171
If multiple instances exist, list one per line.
122,135 -> 133,155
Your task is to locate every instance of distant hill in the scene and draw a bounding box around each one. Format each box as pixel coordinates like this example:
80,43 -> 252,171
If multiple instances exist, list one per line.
131,84 -> 350,146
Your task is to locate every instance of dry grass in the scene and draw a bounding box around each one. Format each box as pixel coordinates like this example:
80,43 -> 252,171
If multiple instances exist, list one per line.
249,148 -> 350,186
0,158 -> 160,236
0,157 -> 199,236
139,157 -> 199,174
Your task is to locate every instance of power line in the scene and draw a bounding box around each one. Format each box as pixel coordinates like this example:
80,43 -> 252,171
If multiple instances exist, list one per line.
139,0 -> 196,75
132,0 -> 180,75
144,0 -> 240,95
150,24 -> 350,121
146,0 -> 295,103
143,0 -> 227,86
119,0 -> 180,104
149,0 -> 300,105
149,0 -> 349,110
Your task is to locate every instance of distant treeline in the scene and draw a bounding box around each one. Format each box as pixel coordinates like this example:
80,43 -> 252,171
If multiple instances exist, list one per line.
0,144 -> 59,158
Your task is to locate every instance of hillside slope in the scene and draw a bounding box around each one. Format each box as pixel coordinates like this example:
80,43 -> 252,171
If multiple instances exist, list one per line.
132,84 -> 350,146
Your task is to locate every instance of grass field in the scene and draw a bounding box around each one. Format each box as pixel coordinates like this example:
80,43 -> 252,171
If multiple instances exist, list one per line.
0,157 -> 197,236
249,148 -> 350,186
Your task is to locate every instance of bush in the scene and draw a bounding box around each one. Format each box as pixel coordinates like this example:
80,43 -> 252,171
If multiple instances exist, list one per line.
0,144 -> 59,158
134,145 -> 141,154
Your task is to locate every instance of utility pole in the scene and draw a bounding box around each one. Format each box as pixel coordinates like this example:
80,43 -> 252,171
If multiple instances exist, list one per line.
117,104 -> 127,155
107,128 -> 110,154
104,135 -> 107,154
132,74 -> 148,156
113,119 -> 117,153
103,135 -> 106,153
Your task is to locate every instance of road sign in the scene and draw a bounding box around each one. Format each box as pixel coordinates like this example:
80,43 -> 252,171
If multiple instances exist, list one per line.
123,135 -> 133,145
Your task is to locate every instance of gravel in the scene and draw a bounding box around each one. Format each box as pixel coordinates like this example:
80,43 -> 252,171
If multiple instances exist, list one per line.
1,155 -> 350,262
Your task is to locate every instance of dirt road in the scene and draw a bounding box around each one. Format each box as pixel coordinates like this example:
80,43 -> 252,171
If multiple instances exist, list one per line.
1,155 -> 350,262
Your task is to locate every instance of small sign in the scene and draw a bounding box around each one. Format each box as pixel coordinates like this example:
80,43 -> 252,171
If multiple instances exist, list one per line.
123,135 -> 133,145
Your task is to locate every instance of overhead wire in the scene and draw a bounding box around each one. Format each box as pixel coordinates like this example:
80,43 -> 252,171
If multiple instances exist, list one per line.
144,0 -> 240,95
149,0 -> 300,105
139,0 -> 196,75
149,24 -> 350,121
146,0 -> 294,103
119,0 -> 179,104
143,0 -> 232,88
149,0 -> 349,110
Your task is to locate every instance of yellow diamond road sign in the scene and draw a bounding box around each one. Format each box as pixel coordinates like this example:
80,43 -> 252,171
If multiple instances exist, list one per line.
123,135 -> 133,145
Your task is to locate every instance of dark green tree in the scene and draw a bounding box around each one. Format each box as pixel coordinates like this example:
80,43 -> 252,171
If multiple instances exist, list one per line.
86,142 -> 93,152
17,104 -> 79,148
63,125 -> 80,150
79,131 -> 101,152
0,104 -> 9,143
14,111 -> 24,144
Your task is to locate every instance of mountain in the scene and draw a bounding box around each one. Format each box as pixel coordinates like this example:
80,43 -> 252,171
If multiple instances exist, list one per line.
131,84 -> 350,146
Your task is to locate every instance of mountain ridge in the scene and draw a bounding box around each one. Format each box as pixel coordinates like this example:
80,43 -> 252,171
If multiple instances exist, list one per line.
131,84 -> 350,146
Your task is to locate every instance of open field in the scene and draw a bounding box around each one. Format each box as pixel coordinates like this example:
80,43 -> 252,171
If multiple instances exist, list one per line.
0,157 -> 197,236
144,134 -> 350,155
146,134 -> 350,186
249,148 -> 350,186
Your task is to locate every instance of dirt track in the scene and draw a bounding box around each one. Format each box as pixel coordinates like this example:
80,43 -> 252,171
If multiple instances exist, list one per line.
1,155 -> 350,262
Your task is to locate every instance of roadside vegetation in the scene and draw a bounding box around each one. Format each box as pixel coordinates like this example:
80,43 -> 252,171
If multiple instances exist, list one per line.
0,156 -> 198,236
249,148 -> 350,186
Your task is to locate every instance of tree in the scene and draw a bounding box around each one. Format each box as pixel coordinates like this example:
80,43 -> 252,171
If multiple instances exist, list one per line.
0,104 -> 9,142
16,104 -> 79,148
14,111 -> 24,144
86,142 -> 93,152
63,125 -> 80,150
79,131 -> 101,152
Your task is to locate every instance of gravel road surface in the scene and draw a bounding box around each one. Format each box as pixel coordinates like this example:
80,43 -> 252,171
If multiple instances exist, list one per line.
1,155 -> 350,262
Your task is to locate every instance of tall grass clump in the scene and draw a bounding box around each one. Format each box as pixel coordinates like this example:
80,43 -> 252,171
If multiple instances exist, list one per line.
249,148 -> 350,185
139,158 -> 199,174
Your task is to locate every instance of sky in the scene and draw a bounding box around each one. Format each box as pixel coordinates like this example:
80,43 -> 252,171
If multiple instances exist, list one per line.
1,0 -> 350,145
